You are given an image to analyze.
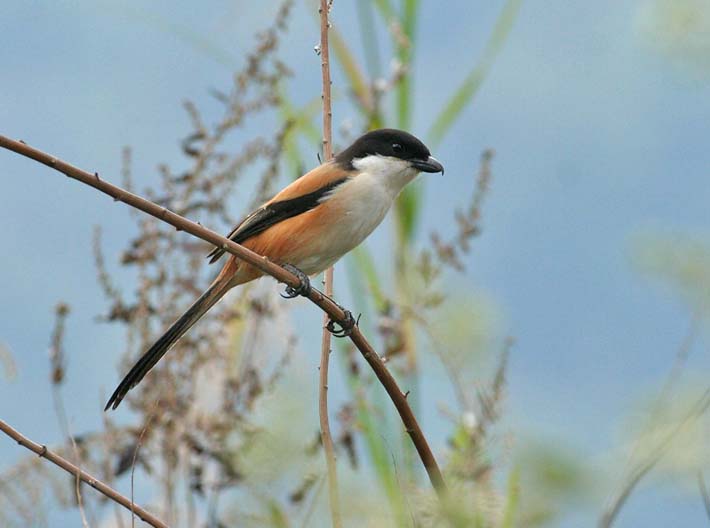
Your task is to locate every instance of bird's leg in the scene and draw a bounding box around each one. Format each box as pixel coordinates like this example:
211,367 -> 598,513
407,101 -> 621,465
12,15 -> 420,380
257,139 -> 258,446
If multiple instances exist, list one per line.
314,284 -> 360,337
280,264 -> 312,298
327,310 -> 360,338
280,264 -> 359,337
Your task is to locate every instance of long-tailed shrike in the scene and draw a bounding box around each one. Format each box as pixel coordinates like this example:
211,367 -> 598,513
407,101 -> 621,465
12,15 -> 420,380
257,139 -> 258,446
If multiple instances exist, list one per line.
105,128 -> 444,410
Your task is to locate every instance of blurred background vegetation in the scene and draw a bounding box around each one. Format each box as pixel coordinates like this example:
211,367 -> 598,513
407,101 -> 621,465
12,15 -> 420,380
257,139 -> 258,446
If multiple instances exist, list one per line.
2,0 -> 710,526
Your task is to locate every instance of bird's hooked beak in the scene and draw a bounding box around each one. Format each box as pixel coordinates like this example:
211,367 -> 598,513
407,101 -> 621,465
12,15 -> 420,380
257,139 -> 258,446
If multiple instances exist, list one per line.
411,156 -> 444,175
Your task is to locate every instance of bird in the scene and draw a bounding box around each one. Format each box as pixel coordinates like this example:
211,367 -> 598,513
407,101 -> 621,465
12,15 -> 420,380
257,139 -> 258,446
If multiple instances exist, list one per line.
105,128 -> 444,410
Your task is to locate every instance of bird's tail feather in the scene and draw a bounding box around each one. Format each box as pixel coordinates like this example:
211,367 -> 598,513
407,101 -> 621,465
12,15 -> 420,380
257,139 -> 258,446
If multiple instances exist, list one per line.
105,277 -> 231,411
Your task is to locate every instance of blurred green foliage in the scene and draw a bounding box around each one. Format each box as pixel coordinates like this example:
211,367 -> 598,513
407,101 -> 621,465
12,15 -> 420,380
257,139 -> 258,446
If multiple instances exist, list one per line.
633,233 -> 710,313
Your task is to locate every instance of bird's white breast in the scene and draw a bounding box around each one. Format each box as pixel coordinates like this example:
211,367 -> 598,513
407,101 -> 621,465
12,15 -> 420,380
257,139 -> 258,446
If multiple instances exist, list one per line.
296,155 -> 418,273
335,155 -> 419,244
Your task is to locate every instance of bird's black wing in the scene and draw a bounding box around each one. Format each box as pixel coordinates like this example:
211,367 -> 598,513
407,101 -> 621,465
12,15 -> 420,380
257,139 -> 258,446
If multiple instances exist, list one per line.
206,177 -> 347,263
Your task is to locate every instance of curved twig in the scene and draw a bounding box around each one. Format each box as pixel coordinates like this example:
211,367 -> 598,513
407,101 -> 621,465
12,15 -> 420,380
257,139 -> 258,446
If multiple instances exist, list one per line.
0,133 -> 447,496
0,419 -> 167,528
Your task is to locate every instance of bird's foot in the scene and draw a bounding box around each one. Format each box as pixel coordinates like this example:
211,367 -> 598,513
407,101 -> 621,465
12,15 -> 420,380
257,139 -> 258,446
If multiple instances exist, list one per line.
280,264 -> 312,298
327,310 -> 360,338
280,264 -> 359,337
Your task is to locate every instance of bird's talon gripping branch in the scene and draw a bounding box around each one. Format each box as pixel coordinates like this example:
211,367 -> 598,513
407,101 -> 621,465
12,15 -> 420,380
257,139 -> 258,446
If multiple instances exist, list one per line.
327,310 -> 359,338
280,264 -> 312,298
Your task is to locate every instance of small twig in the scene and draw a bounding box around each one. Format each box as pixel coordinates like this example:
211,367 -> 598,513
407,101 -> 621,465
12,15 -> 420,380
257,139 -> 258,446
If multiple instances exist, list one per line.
653,314 -> 699,412
698,471 -> 710,521
600,316 -> 700,527
68,433 -> 91,528
0,419 -> 167,528
48,302 -> 92,528
0,134 -> 447,497
131,412 -> 155,528
317,1 -> 342,527
100,409 -> 126,528
300,475 -> 326,528
599,388 -> 710,527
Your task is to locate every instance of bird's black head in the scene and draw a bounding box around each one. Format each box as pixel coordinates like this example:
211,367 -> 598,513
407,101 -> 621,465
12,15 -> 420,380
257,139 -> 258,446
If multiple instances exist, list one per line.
335,128 -> 444,174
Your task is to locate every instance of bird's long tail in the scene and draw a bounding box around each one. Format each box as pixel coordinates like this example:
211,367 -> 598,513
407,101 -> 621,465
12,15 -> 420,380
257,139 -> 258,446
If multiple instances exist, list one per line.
105,276 -> 232,411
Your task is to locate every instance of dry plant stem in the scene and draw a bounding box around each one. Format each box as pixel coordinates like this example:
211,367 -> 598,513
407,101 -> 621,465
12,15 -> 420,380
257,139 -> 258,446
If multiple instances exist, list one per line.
0,133 -> 447,497
49,303 -> 91,527
317,1 -> 343,526
601,317 -> 699,527
698,471 -> 710,521
131,412 -> 156,528
0,419 -> 167,528
599,387 -> 710,528
53,389 -> 91,528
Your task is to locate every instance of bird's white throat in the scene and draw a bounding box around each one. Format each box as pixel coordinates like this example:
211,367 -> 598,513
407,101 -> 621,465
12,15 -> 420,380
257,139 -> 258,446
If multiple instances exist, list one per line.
351,155 -> 419,199
300,154 -> 420,274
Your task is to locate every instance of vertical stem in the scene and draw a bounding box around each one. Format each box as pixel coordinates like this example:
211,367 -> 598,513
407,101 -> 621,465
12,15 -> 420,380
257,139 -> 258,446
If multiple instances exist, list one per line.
318,1 -> 342,526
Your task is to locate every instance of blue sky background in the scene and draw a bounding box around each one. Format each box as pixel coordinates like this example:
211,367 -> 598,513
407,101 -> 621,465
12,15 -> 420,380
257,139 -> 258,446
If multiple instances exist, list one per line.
2,1 -> 710,526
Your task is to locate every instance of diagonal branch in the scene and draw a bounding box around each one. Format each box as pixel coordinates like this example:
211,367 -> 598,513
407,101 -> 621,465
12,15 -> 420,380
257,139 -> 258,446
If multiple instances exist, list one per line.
0,133 -> 447,496
317,1 -> 343,527
0,419 -> 167,528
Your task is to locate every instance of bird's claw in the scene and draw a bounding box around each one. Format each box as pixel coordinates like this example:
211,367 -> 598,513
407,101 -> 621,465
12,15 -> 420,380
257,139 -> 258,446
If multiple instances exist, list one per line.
327,310 -> 359,338
281,264 -> 312,298
280,264 -> 359,337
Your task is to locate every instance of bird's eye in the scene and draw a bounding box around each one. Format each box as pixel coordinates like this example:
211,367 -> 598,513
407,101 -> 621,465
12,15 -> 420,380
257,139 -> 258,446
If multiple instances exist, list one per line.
392,143 -> 403,153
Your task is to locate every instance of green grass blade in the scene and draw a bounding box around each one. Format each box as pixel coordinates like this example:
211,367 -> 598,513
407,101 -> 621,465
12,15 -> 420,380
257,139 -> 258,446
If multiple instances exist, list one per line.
394,181 -> 422,243
371,0 -> 396,21
357,1 -> 382,79
277,90 -> 322,175
265,499 -> 290,528
396,0 -> 419,130
349,246 -> 387,312
335,334 -> 406,523
278,90 -> 322,143
330,27 -> 373,114
429,0 -> 524,146
349,377 -> 407,523
501,467 -> 522,528
342,251 -> 408,522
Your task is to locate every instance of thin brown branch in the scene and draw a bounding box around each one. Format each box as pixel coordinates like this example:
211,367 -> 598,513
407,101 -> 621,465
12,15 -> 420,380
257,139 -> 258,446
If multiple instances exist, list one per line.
317,1 -> 342,526
0,419 -> 167,528
0,133 -> 447,497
